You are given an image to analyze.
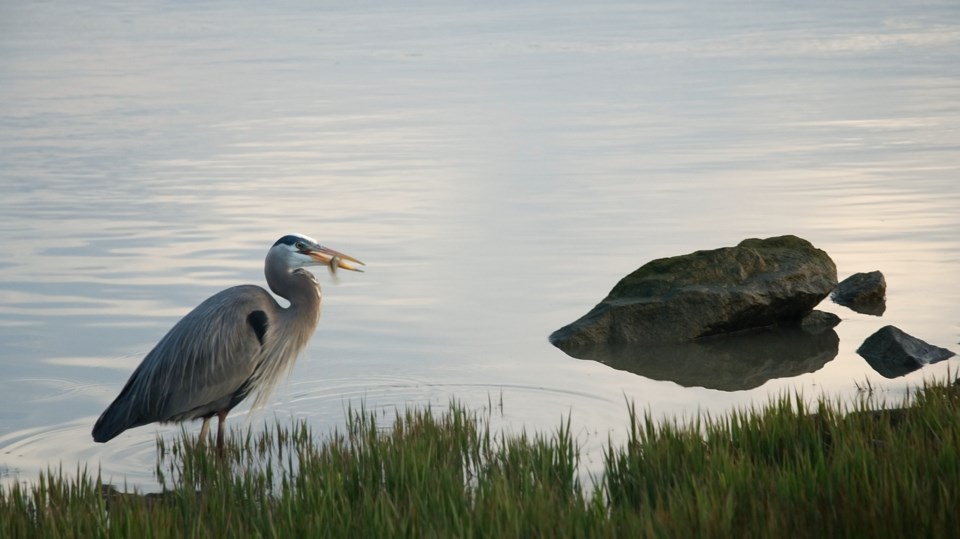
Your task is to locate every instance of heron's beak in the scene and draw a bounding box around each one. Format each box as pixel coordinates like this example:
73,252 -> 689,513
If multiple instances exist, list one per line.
308,246 -> 365,272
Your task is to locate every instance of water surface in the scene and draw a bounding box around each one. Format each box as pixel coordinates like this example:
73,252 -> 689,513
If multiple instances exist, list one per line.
2,0 -> 959,489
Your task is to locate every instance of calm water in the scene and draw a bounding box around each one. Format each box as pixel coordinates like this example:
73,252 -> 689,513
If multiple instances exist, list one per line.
2,1 -> 959,490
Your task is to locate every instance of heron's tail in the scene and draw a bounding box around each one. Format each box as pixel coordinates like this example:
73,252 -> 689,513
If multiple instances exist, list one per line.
91,382 -> 142,443
92,405 -> 128,443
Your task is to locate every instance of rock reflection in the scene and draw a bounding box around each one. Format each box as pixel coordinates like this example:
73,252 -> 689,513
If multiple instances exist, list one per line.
860,354 -> 923,379
559,328 -> 839,392
834,298 -> 886,317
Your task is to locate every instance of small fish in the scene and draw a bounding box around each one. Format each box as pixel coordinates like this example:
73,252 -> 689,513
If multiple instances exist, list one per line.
328,255 -> 341,282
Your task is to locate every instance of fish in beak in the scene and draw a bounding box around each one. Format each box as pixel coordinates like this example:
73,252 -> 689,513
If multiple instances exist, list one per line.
308,245 -> 365,274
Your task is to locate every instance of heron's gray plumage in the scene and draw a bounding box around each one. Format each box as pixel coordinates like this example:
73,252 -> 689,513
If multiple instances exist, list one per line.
92,234 -> 362,447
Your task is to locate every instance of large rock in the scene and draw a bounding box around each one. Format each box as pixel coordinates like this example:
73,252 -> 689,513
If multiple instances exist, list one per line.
832,271 -> 886,316
857,325 -> 955,378
549,235 -> 838,349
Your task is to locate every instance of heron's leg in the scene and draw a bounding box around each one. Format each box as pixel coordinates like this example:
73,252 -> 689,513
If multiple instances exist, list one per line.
199,417 -> 211,446
216,410 -> 229,453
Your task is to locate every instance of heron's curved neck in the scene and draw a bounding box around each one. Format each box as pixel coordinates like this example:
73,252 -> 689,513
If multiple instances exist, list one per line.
265,258 -> 322,324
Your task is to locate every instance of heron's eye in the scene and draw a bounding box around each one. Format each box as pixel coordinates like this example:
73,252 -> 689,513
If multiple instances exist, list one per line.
295,241 -> 306,251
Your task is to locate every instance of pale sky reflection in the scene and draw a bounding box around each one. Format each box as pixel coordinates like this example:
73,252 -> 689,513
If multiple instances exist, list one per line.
0,0 -> 958,490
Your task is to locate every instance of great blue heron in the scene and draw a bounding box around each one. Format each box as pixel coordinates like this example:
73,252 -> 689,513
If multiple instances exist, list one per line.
91,233 -> 363,451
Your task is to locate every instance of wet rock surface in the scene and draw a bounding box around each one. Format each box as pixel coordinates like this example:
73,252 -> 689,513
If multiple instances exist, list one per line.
800,310 -> 842,334
550,235 -> 838,349
857,325 -> 955,378
832,271 -> 886,316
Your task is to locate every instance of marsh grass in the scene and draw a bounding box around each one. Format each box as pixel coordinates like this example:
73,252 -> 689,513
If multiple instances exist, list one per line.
3,377 -> 960,537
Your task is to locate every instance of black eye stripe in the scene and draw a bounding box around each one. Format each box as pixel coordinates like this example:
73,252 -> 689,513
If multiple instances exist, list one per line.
273,234 -> 314,249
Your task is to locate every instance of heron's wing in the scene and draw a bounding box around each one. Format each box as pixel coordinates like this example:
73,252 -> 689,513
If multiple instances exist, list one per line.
94,285 -> 278,435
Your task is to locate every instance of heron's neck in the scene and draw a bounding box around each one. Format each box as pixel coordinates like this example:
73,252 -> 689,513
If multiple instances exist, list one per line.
266,264 -> 322,327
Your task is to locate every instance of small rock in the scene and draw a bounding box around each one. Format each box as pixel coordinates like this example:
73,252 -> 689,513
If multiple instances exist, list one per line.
857,325 -> 955,378
800,310 -> 841,334
832,271 -> 886,316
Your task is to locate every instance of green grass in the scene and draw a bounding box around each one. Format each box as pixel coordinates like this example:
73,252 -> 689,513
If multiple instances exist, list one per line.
3,376 -> 960,538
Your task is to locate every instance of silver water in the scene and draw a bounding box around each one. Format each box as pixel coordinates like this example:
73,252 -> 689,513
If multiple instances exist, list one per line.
1,1 -> 958,490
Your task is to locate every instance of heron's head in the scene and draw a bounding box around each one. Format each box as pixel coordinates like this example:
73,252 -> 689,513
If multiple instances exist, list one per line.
272,233 -> 364,274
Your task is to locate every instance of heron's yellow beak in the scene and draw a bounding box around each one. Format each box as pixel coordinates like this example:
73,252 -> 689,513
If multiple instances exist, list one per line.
308,246 -> 365,272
